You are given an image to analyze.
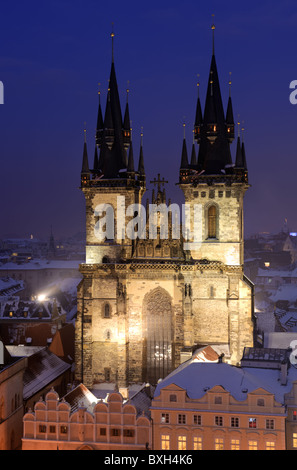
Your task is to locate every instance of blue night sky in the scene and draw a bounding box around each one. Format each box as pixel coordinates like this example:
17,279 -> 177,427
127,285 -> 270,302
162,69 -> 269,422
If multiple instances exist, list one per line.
0,0 -> 296,240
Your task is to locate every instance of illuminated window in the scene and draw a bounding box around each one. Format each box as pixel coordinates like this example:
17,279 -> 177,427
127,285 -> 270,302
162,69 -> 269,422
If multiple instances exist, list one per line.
293,411 -> 297,421
215,438 -> 224,450
293,433 -> 297,448
161,413 -> 169,424
248,440 -> 258,450
9,311 -> 13,317
60,426 -> 68,434
178,436 -> 187,450
264,262 -> 270,267
208,206 -> 217,239
230,439 -> 240,450
266,441 -> 276,450
248,417 -> 257,428
161,435 -> 170,450
193,437 -> 202,450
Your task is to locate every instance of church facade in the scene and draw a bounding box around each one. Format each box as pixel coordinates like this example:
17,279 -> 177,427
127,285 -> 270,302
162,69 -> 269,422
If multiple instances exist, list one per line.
75,29 -> 254,388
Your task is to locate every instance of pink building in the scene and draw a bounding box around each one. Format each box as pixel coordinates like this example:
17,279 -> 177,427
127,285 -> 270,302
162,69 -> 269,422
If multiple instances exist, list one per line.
22,384 -> 151,450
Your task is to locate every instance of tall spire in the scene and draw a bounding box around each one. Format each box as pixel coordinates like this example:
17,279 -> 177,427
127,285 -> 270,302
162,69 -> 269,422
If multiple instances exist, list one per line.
96,83 -> 104,147
226,72 -> 235,143
127,122 -> 134,172
180,122 -> 189,169
123,82 -> 131,149
138,127 -> 145,175
190,130 -> 197,166
111,23 -> 115,63
81,125 -> 90,175
194,74 -> 203,143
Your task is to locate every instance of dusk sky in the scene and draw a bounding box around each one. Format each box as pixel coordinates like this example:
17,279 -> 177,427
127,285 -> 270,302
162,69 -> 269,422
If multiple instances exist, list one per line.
1,0 -> 297,240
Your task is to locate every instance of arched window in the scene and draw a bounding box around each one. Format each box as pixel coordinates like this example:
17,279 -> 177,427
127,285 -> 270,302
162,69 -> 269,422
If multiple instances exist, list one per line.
208,205 -> 217,239
104,303 -> 111,318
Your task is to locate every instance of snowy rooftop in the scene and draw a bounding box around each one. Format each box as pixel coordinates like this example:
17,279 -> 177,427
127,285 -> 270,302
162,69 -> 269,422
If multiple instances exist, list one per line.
154,361 -> 297,404
0,259 -> 83,271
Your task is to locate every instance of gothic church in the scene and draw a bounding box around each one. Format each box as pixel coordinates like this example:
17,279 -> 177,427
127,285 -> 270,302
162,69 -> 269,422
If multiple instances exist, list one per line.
75,27 -> 254,388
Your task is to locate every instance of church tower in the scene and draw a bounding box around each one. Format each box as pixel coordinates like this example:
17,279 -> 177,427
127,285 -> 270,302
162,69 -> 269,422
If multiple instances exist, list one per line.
75,32 -> 146,387
179,23 -> 254,364
75,26 -> 254,390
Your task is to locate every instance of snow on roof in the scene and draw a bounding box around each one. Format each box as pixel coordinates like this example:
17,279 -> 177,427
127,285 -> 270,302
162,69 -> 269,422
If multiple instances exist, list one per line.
23,349 -> 71,400
154,362 -> 297,404
264,332 -> 297,349
0,259 -> 83,271
269,284 -> 297,303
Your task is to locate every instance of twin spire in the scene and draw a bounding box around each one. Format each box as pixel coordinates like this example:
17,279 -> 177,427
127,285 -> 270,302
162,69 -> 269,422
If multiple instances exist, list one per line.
81,29 -> 145,181
180,22 -> 248,180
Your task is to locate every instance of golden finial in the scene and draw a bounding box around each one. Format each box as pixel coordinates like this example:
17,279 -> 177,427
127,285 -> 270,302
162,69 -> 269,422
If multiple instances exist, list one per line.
183,119 -> 186,139
141,126 -> 144,146
111,23 -> 115,63
211,14 -> 215,54
197,73 -> 200,97
84,122 -> 87,143
126,80 -> 130,102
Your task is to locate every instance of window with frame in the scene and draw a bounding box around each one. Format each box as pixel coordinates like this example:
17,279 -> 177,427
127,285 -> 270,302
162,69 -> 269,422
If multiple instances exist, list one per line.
39,425 -> 46,433
215,416 -> 223,426
161,435 -> 170,450
193,436 -> 202,450
123,429 -> 135,438
49,425 -> 56,434
161,413 -> 169,424
257,398 -> 265,406
193,415 -> 202,426
266,419 -> 274,430
248,440 -> 258,450
231,417 -> 239,428
169,394 -> 177,402
208,205 -> 217,239
293,410 -> 297,421
214,437 -> 224,450
104,303 -> 111,318
111,429 -> 121,437
178,436 -> 187,450
60,426 -> 68,434
266,441 -> 276,450
100,428 -> 106,436
178,414 -> 186,425
214,396 -> 222,404
230,439 -> 240,450
248,417 -> 257,428
293,433 -> 297,448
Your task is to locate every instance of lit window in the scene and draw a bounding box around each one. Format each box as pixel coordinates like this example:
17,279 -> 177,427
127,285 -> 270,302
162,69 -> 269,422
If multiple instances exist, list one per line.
178,436 -> 187,450
293,433 -> 297,448
293,411 -> 297,421
266,441 -> 276,450
193,436 -> 202,450
215,438 -> 224,450
248,417 -> 257,428
264,262 -> 270,267
248,440 -> 258,450
60,426 -> 68,434
231,439 -> 240,450
161,435 -> 170,450
161,413 -> 169,424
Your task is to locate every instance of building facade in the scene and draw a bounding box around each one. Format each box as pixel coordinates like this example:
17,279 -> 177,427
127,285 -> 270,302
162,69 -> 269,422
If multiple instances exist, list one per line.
22,386 -> 151,450
75,27 -> 254,389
